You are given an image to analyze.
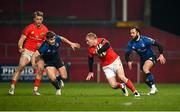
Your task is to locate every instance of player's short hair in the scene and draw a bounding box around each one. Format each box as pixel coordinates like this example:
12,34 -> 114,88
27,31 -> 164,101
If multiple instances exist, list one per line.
86,32 -> 97,39
33,11 -> 44,18
46,31 -> 56,39
130,26 -> 141,33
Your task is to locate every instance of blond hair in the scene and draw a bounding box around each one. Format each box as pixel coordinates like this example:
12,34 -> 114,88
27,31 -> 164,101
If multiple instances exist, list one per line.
86,32 -> 97,39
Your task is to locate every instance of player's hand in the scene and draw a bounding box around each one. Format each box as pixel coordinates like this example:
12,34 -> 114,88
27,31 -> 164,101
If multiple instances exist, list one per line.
71,43 -> 81,50
128,61 -> 133,70
157,54 -> 166,64
86,72 -> 94,80
18,48 -> 24,53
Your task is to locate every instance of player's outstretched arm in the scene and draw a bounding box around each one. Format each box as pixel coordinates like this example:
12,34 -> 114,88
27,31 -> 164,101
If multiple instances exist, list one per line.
32,50 -> 40,69
125,50 -> 133,70
60,36 -> 80,50
86,56 -> 94,80
18,34 -> 26,53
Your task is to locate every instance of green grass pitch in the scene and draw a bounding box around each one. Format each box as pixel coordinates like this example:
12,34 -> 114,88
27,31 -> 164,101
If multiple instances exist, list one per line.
0,82 -> 180,111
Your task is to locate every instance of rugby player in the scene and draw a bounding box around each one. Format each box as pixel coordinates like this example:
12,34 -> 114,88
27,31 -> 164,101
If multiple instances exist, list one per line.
32,31 -> 80,95
125,27 -> 166,95
85,32 -> 140,96
8,11 -> 48,95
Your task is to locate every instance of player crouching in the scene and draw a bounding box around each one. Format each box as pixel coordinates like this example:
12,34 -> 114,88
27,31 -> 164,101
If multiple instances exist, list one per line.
32,31 -> 80,95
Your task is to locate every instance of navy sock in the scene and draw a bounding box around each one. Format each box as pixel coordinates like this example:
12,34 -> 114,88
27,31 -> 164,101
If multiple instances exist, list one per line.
145,73 -> 155,88
51,79 -> 61,90
56,75 -> 62,81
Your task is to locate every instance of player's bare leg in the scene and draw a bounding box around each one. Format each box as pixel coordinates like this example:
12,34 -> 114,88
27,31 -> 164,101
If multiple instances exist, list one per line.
46,67 -> 61,95
107,76 -> 128,96
33,59 -> 44,95
8,56 -> 30,95
116,67 -> 140,96
143,60 -> 158,95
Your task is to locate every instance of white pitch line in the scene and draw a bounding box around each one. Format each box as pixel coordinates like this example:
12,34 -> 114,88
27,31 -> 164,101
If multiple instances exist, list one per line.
121,102 -> 133,106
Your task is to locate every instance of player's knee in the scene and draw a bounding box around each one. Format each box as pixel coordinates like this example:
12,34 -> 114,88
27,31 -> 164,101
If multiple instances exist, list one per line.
142,67 -> 149,73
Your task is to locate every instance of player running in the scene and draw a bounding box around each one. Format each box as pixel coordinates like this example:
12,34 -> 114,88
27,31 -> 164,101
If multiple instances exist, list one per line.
8,11 -> 48,95
32,31 -> 80,95
125,27 -> 166,95
85,32 -> 140,97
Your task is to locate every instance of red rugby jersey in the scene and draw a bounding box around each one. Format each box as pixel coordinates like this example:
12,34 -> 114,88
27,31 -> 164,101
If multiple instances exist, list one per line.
22,23 -> 48,52
88,38 -> 118,67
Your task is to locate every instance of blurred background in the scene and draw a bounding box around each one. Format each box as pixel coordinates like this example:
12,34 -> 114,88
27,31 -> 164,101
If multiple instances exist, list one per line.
0,0 -> 180,83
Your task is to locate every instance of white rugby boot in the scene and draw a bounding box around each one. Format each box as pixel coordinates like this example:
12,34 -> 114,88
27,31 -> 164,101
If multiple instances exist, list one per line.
148,87 -> 158,95
121,83 -> 129,96
33,90 -> 41,96
33,86 -> 41,96
133,90 -> 140,97
56,89 -> 61,95
8,87 -> 15,95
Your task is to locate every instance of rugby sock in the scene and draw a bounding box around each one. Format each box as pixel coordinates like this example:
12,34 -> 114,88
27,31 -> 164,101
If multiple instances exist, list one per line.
56,75 -> 62,81
51,79 -> 61,90
125,79 -> 136,93
145,80 -> 152,88
11,79 -> 16,88
145,73 -> 155,88
34,78 -> 41,91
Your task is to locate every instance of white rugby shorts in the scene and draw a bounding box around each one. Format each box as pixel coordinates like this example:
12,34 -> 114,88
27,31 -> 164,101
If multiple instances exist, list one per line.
21,49 -> 34,62
102,57 -> 123,79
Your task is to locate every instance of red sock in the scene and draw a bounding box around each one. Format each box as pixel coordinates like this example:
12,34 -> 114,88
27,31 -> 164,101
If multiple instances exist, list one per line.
11,79 -> 17,86
117,82 -> 123,89
34,78 -> 41,87
125,79 -> 136,93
